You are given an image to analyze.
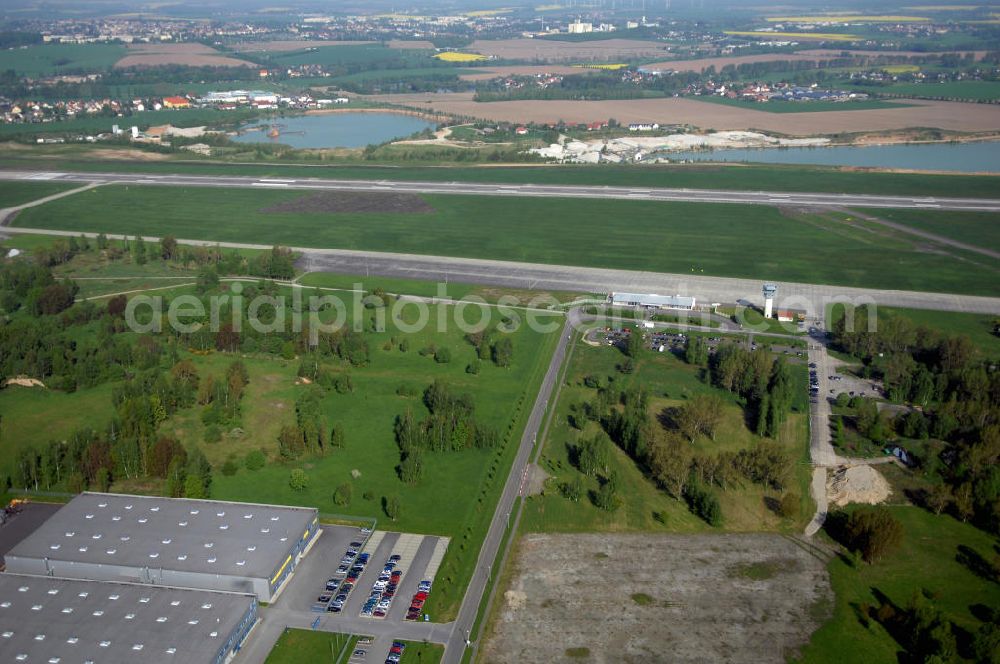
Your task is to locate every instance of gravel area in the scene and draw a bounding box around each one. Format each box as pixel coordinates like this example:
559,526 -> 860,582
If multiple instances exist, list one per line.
482,532 -> 832,664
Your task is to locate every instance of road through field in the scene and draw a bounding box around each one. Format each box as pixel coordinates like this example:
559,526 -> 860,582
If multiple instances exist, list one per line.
1,169 -> 999,211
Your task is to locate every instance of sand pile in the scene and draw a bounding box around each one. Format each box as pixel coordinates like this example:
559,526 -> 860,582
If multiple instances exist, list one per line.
827,464 -> 891,506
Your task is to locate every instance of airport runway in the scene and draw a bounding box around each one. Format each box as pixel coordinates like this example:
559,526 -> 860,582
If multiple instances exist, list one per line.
2,169 -> 1000,211
297,248 -> 1000,315
3,223 -> 998,314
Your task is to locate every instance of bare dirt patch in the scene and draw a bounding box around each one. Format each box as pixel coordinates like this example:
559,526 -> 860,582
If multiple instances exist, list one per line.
370,92 -> 1000,134
388,39 -> 437,50
260,191 -> 435,215
115,43 -> 254,68
482,533 -> 832,664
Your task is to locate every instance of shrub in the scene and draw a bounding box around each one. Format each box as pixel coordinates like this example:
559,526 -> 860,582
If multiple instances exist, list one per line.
333,483 -> 352,506
685,483 -> 722,526
221,459 -> 238,476
245,449 -> 266,471
289,468 -> 309,491
845,506 -> 903,563
204,425 -> 222,444
779,492 -> 800,518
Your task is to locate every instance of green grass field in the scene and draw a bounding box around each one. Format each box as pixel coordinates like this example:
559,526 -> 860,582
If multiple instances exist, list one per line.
520,333 -> 814,533
14,185 -> 999,296
0,266 -> 560,620
0,181 -> 75,207
795,506 -> 1000,664
2,156 -> 999,199
298,272 -> 587,305
856,207 -> 1000,255
264,629 -> 358,664
400,640 -> 444,663
692,96 -> 910,113
876,306 -> 1000,357
0,43 -> 127,77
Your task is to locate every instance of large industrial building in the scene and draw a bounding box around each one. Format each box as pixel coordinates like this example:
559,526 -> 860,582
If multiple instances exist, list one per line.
610,292 -> 697,311
0,573 -> 257,664
4,493 -> 319,602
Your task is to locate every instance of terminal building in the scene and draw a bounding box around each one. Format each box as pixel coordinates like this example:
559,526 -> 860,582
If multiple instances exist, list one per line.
610,292 -> 697,311
0,573 -> 257,664
4,492 -> 319,602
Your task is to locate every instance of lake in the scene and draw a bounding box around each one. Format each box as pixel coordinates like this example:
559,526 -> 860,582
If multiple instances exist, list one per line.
230,112 -> 436,149
653,140 -> 1000,173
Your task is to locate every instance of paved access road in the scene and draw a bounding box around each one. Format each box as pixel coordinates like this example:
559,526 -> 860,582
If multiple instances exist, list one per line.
441,313 -> 575,664
2,168 -> 1000,211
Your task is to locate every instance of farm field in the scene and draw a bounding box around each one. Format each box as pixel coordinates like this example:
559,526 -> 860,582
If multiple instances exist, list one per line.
114,42 -> 254,68
519,334 -> 813,534
4,155 -> 1000,198
639,52 -> 863,74
366,92 -> 1000,134
692,95 -> 909,113
482,532 -> 831,664
0,43 -> 127,77
855,207 -> 1000,254
464,38 -> 672,62
232,40 -> 375,52
261,44 -> 432,68
13,185 -> 1000,295
857,80 -> 1000,101
794,506 -> 1000,664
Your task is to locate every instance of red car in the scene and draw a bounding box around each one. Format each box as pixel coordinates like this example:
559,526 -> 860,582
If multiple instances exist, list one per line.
413,592 -> 428,601
410,598 -> 425,609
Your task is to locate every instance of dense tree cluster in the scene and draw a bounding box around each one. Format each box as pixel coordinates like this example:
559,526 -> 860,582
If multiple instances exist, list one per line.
710,343 -> 795,437
392,380 -> 498,484
832,306 -> 1000,534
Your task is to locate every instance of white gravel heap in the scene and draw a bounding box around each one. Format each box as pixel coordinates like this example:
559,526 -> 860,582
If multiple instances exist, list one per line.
530,130 -> 830,163
827,464 -> 892,507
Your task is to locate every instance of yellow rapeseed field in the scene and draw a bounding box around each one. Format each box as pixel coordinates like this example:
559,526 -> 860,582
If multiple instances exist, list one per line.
434,52 -> 488,62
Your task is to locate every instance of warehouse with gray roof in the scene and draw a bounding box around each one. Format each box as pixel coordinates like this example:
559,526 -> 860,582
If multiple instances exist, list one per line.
4,492 -> 319,602
0,573 -> 257,664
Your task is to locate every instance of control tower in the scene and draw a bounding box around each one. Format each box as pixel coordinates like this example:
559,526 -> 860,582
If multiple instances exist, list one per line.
762,283 -> 777,319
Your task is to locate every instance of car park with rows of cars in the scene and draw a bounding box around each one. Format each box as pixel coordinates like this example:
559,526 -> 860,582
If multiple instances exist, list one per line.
405,580 -> 432,621
313,535 -> 369,613
362,553 -> 404,618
